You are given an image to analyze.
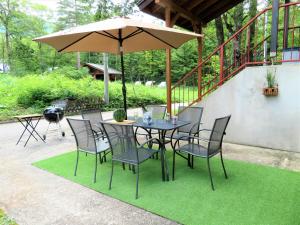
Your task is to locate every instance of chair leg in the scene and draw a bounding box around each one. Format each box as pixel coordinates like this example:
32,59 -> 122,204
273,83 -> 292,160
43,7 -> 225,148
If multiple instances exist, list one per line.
207,158 -> 215,190
172,150 -> 176,181
220,151 -> 228,179
94,154 -> 98,183
122,162 -> 125,170
188,154 -> 191,168
99,152 -> 103,164
109,161 -> 114,190
191,155 -> 194,169
132,165 -> 136,174
135,165 -> 139,199
74,150 -> 79,176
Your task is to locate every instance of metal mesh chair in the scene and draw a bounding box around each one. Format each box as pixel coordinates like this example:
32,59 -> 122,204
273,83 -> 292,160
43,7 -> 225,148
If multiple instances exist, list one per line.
166,106 -> 203,142
100,121 -> 162,199
144,105 -> 167,120
136,105 -> 166,146
81,109 -> 104,138
172,115 -> 231,190
82,109 -> 109,162
166,106 -> 203,167
67,118 -> 110,183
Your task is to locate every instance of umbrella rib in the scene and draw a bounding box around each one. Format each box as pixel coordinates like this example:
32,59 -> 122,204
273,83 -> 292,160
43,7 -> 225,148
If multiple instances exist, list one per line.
123,28 -> 143,40
138,27 -> 177,49
58,32 -> 94,52
101,31 -> 118,40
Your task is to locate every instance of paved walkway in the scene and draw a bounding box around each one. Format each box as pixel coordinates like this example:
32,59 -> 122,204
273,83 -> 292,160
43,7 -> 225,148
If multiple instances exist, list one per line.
0,110 -> 299,225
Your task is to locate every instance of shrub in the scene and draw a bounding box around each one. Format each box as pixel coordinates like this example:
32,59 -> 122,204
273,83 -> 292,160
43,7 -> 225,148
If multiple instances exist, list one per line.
17,87 -> 55,108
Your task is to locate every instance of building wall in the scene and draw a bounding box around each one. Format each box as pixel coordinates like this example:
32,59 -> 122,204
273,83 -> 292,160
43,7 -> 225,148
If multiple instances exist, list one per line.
196,64 -> 300,152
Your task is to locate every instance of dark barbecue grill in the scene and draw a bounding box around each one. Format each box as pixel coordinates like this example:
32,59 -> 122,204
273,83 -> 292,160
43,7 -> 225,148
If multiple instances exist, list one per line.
44,107 -> 64,122
43,100 -> 67,140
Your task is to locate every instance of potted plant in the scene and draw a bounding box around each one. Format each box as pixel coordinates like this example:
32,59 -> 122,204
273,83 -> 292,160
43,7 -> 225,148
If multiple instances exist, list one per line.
263,69 -> 278,96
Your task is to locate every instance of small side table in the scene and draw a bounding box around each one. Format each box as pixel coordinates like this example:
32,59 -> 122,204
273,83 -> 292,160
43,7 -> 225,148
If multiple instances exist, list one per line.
14,114 -> 45,147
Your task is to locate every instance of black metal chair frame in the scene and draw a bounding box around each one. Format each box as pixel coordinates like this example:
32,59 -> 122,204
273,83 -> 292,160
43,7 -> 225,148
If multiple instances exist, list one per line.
67,118 -> 110,183
168,106 -> 204,168
81,109 -> 109,163
172,115 -> 231,190
100,121 -> 163,199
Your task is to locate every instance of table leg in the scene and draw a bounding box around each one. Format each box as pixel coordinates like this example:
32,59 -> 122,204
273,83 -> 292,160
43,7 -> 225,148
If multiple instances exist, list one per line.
158,130 -> 165,181
27,117 -> 45,142
23,117 -> 44,147
16,118 -> 38,145
161,130 -> 169,181
158,130 -> 170,182
16,118 -> 30,145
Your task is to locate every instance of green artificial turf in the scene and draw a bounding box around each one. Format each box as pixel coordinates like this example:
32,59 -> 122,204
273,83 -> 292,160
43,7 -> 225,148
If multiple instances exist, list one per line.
33,151 -> 300,225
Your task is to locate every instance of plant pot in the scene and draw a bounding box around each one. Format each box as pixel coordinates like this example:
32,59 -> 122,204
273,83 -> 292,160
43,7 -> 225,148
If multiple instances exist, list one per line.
263,87 -> 278,96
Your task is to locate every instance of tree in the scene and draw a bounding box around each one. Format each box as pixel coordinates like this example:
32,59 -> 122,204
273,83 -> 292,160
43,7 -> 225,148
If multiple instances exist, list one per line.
56,0 -> 94,69
0,0 -> 18,70
249,0 -> 257,61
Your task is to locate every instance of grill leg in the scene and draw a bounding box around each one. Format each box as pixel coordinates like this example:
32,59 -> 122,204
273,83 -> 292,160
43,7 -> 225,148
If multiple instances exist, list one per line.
57,121 -> 62,137
43,122 -> 51,139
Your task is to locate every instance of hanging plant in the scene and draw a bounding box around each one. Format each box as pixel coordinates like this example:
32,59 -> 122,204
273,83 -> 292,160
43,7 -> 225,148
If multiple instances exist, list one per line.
263,68 -> 278,96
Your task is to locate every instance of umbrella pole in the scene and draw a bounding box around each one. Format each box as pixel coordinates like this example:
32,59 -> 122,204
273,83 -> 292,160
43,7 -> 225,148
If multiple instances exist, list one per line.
119,30 -> 127,119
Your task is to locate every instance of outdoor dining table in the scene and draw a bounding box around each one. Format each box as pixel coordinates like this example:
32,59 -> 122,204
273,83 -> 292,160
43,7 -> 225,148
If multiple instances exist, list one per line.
14,114 -> 45,147
133,118 -> 190,181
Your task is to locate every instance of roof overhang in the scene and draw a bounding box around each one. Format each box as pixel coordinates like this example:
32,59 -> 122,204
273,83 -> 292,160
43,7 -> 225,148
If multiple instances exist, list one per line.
138,0 -> 244,31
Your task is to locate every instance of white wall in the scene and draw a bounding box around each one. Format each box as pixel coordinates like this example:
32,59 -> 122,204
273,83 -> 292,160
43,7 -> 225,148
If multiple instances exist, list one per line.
196,64 -> 300,152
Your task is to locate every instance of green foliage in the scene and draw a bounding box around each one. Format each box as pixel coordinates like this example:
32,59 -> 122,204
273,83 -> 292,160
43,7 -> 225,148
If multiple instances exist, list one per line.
113,108 -> 126,122
266,69 -> 277,88
0,70 -> 169,121
0,209 -> 18,225
50,66 -> 90,80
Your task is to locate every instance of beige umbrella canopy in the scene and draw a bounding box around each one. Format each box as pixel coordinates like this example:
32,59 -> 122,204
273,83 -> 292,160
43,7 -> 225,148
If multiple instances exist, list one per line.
34,17 -> 202,115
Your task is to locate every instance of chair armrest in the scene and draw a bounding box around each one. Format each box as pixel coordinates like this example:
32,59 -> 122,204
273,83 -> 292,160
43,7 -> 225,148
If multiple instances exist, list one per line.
196,129 -> 226,135
177,134 -> 210,143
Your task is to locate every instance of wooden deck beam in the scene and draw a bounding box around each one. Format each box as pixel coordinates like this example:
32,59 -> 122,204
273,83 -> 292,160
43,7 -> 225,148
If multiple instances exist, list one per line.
156,0 -> 201,26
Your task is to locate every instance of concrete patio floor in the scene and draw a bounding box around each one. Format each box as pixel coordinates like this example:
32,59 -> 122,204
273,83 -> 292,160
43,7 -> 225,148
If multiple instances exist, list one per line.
0,109 -> 299,225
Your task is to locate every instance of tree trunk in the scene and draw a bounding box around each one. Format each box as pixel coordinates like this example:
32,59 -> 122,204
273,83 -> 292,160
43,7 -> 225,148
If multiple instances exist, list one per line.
215,16 -> 225,46
103,52 -> 109,104
215,16 -> 227,67
249,0 -> 257,62
5,24 -> 10,70
76,52 -> 80,69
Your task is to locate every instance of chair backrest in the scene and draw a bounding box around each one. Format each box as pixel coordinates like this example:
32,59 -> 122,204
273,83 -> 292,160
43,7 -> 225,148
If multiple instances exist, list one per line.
67,118 -> 97,153
177,106 -> 203,134
100,122 -> 138,163
81,109 -> 103,132
208,115 -> 231,155
145,105 -> 166,120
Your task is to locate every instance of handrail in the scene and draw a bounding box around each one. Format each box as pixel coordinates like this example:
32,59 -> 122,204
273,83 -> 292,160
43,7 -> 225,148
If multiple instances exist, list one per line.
171,2 -> 300,115
172,2 -> 300,89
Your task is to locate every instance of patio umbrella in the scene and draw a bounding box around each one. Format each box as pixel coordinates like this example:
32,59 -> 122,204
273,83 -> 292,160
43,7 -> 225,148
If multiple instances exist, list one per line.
34,17 -> 202,116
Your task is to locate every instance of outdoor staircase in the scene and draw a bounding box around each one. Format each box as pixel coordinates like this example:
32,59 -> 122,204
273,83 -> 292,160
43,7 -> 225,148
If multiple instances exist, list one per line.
171,2 -> 300,115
